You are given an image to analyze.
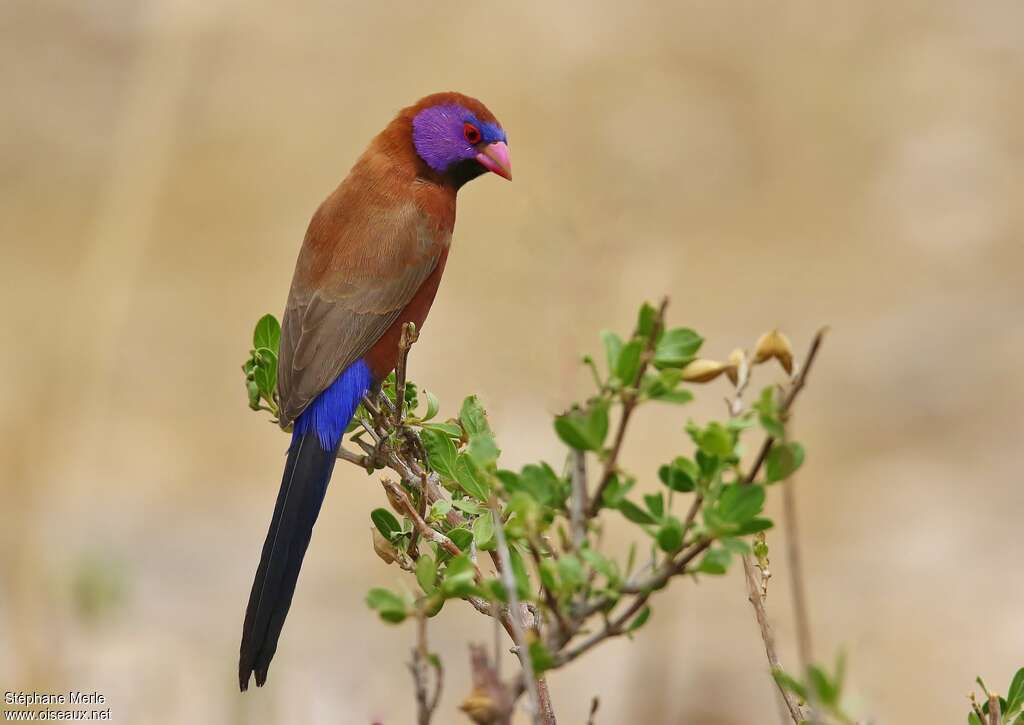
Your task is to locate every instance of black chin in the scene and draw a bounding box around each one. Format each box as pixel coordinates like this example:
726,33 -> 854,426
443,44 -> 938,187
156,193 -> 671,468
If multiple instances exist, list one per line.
445,158 -> 488,189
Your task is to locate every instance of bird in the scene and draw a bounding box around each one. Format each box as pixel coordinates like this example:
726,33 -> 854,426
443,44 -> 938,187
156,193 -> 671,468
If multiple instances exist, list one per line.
238,92 -> 511,691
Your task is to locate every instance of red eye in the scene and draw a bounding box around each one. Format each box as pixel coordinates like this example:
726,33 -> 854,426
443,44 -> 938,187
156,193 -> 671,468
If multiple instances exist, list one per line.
463,123 -> 481,144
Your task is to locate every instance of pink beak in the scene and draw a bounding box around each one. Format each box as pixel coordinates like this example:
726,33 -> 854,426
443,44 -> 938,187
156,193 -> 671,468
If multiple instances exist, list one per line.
475,141 -> 512,180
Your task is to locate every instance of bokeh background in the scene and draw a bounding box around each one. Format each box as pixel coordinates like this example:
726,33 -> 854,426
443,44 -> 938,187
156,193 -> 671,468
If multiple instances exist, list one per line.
2,0 -> 1022,722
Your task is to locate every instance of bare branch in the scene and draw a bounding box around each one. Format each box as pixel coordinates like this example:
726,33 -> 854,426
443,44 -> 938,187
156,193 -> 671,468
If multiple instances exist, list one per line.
337,446 -> 370,467
988,694 -> 1002,725
490,501 -> 543,725
733,330 -> 828,723
394,322 -> 418,428
409,609 -> 443,725
783,476 -> 813,671
742,554 -> 806,723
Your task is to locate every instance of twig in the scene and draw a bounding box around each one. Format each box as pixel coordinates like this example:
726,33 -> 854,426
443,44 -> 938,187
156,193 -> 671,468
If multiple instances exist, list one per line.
735,331 -> 826,724
989,694 -> 1002,725
569,450 -> 587,550
743,328 -> 827,486
409,609 -> 443,725
558,539 -> 710,665
490,501 -> 543,725
394,322 -> 418,428
381,479 -> 481,579
742,554 -> 806,723
529,543 -> 571,642
588,297 -> 668,516
587,697 -> 600,725
783,475 -> 813,671
337,446 -> 370,467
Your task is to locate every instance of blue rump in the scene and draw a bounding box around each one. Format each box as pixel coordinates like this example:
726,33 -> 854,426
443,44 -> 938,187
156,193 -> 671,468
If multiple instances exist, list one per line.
291,358 -> 373,451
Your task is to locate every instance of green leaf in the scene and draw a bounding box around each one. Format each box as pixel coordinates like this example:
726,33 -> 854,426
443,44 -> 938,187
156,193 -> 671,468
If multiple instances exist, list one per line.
753,386 -> 785,438
717,484 -> 766,523
441,554 -> 477,597
968,713 -> 984,725
697,422 -> 734,458
455,454 -> 491,501
808,664 -> 838,706
421,428 -> 458,481
459,396 -> 493,437
428,499 -> 452,522
772,668 -> 809,700
447,528 -> 474,552
509,546 -> 533,599
557,554 -> 584,590
421,389 -> 440,421
415,555 -> 437,593
636,302 -> 658,338
253,349 -> 277,399
654,327 -> 703,368
600,330 -> 624,376
1007,667 -> 1024,712
619,499 -> 657,526
735,517 -> 774,535
643,492 -> 665,520
253,314 -> 281,353
421,421 -> 463,438
626,605 -> 652,633
472,513 -> 495,550
467,432 -> 500,469
246,379 -> 260,409
580,547 -> 619,584
538,559 -> 558,592
656,517 -> 684,552
370,508 -> 401,540
529,639 -> 557,674
642,368 -> 694,405
554,400 -> 609,452
517,463 -> 563,507
765,442 -> 805,483
616,339 -> 644,384
600,473 -> 633,508
697,547 -> 732,575
366,588 -> 407,623
452,498 -> 482,515
658,456 -> 698,492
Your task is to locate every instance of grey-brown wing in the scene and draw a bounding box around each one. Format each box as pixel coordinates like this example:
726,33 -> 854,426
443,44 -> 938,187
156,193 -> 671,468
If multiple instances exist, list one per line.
276,252 -> 440,427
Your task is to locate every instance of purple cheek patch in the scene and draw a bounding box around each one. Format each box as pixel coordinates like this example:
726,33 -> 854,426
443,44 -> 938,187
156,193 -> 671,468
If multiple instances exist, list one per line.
412,104 -> 474,172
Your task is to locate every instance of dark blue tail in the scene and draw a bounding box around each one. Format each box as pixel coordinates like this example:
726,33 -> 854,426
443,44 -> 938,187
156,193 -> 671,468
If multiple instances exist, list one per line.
239,359 -> 371,690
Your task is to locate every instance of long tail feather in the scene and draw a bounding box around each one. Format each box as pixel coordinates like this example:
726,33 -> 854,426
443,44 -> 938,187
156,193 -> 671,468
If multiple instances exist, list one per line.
238,431 -> 337,690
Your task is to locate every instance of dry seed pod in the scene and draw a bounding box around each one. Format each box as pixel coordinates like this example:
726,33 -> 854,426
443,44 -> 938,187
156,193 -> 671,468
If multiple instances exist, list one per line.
680,359 -> 729,383
460,690 -> 503,724
726,347 -> 747,385
371,528 -> 397,564
753,330 -> 794,374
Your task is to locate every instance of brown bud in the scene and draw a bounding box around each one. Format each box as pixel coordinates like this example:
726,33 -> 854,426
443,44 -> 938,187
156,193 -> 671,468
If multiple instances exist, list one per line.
726,348 -> 747,385
372,528 -> 397,564
680,359 -> 729,383
752,330 -> 794,374
460,690 -> 502,724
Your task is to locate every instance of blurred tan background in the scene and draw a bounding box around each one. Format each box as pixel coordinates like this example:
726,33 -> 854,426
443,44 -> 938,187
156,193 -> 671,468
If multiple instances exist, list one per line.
2,0 -> 1022,722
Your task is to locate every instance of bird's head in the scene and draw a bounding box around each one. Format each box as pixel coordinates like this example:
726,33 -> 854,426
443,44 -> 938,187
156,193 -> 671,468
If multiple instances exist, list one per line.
408,92 -> 511,187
